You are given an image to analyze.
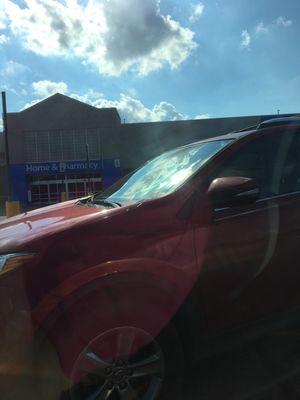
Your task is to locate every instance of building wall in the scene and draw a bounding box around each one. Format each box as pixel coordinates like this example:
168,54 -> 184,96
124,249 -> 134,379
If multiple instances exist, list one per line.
21,128 -> 104,162
120,113 -> 298,172
5,94 -> 122,204
119,116 -> 258,172
7,94 -> 121,164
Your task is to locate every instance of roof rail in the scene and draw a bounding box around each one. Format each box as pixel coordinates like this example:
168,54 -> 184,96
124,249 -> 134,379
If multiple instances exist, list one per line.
231,115 -> 300,135
257,116 -> 300,129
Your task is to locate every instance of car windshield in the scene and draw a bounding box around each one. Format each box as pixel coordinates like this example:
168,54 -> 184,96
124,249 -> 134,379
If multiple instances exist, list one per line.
94,139 -> 232,203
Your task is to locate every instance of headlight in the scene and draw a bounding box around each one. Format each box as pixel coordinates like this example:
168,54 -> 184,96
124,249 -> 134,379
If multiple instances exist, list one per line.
0,253 -> 35,276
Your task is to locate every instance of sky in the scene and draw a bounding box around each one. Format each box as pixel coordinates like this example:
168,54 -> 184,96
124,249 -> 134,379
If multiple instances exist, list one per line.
0,0 -> 299,127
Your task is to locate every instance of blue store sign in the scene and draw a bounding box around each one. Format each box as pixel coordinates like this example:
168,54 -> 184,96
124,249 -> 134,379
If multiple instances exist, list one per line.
10,159 -> 120,203
25,160 -> 101,174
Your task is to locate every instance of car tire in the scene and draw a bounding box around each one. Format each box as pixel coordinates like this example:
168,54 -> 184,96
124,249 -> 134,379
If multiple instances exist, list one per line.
33,290 -> 185,400
66,321 -> 184,400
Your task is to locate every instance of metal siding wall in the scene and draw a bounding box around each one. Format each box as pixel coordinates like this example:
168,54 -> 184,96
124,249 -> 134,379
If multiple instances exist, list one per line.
22,128 -> 105,162
87,128 -> 101,159
119,116 -> 263,171
24,131 -> 37,162
73,130 -> 86,159
49,130 -> 62,161
36,131 -> 50,162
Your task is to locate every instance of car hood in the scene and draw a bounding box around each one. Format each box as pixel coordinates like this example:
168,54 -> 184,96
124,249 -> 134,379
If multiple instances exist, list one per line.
0,199 -> 118,251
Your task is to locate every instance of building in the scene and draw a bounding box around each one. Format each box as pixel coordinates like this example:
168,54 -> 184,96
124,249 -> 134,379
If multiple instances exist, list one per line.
1,94 -> 121,206
0,93 -> 298,208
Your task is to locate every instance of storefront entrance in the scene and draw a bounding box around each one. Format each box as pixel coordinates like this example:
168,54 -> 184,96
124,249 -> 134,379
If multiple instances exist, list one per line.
28,173 -> 102,204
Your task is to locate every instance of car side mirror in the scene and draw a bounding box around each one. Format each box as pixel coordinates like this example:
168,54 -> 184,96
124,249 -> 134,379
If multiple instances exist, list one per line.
207,176 -> 260,209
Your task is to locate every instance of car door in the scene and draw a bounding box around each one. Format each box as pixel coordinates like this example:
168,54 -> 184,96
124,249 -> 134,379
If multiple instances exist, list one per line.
261,128 -> 300,319
194,132 -> 286,332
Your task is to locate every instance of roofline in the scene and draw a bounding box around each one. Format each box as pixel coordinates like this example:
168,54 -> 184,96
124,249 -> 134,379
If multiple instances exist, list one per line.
122,113 -> 300,126
19,93 -> 119,116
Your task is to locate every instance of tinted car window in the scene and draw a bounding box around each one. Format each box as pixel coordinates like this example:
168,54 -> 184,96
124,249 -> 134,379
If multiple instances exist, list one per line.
278,132 -> 300,195
213,133 -> 293,199
214,136 -> 270,198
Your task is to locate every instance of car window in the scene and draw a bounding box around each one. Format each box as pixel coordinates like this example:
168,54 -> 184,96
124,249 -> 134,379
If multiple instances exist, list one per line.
213,133 -> 296,199
277,132 -> 300,195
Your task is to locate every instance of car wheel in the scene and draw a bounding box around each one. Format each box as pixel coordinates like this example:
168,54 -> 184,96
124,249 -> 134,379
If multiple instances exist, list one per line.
65,321 -> 183,400
69,326 -> 162,400
46,303 -> 182,400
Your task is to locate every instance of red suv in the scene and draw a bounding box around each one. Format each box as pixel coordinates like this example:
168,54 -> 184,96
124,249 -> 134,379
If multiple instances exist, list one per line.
1,117 -> 300,400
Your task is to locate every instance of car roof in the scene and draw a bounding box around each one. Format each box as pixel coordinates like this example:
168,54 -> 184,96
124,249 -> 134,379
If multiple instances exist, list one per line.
258,116 -> 300,128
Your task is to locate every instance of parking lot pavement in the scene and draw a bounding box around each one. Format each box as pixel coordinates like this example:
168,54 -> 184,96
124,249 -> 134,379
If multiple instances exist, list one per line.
184,329 -> 300,400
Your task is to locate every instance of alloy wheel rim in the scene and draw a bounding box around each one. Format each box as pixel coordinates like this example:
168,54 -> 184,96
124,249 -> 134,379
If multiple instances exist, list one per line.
70,326 -> 164,400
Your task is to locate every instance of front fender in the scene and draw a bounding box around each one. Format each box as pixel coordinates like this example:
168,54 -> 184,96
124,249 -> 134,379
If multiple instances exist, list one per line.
32,257 -> 196,329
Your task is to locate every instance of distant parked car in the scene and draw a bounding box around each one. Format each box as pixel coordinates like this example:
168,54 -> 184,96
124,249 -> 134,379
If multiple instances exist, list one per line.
1,117 -> 300,400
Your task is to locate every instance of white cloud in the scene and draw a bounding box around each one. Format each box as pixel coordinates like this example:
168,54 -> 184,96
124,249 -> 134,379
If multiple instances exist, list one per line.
189,3 -> 205,23
91,94 -> 209,122
0,83 -> 28,99
32,80 -> 68,96
69,90 -> 104,104
126,87 -> 139,98
255,22 -> 268,36
0,34 -> 9,44
0,60 -> 30,77
26,90 -> 201,122
85,89 -> 104,100
24,83 -> 210,122
153,101 -> 188,121
255,16 -> 292,37
274,16 -> 292,27
22,98 -> 41,110
194,113 -> 211,119
0,2 -> 7,29
69,92 -> 93,104
5,0 -> 197,76
93,94 -> 189,122
241,30 -> 251,49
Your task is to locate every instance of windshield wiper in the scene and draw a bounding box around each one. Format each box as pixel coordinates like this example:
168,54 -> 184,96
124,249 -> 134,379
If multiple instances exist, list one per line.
77,196 -> 122,208
90,198 -> 122,208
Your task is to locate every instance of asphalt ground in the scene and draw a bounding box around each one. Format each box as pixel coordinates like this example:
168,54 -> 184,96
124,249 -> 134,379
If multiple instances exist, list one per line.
184,329 -> 300,400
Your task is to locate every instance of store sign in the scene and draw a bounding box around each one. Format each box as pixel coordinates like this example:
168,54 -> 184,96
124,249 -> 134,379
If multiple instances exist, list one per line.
25,160 -> 101,174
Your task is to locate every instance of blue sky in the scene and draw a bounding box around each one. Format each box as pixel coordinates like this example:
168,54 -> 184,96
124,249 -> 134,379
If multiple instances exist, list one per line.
0,0 -> 299,124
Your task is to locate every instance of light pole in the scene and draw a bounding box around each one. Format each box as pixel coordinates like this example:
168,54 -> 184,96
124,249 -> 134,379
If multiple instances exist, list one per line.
1,91 -> 11,200
1,92 -> 9,166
